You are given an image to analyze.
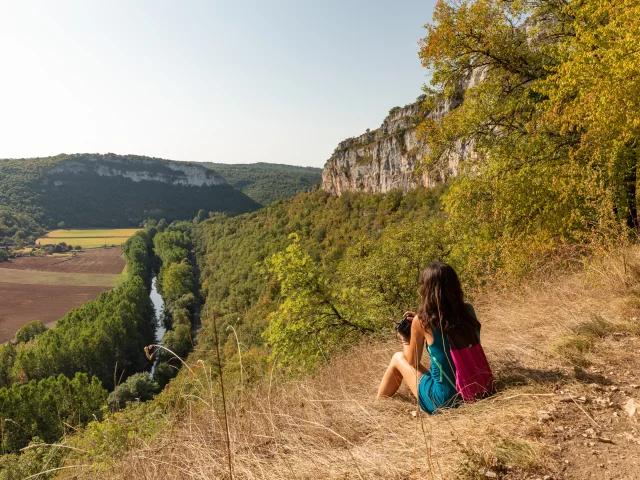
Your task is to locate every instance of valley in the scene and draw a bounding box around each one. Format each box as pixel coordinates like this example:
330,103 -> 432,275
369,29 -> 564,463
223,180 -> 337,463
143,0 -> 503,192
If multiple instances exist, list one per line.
0,1 -> 639,478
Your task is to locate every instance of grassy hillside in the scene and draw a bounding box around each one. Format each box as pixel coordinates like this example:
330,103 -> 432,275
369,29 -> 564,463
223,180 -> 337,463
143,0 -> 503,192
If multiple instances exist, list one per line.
54,248 -> 640,479
201,162 -> 322,205
0,154 -> 261,228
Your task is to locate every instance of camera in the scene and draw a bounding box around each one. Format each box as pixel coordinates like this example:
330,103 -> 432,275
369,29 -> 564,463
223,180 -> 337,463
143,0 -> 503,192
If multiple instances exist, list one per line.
395,315 -> 413,339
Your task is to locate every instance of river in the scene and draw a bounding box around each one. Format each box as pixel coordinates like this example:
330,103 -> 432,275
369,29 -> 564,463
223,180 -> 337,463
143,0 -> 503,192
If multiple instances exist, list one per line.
149,275 -> 165,376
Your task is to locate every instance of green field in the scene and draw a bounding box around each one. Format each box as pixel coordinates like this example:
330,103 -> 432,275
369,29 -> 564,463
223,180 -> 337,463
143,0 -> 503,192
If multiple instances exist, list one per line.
0,268 -> 121,287
37,228 -> 141,249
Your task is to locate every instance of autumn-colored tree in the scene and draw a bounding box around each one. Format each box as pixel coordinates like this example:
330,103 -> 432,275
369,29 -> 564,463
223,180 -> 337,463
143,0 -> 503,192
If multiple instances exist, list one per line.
417,0 -> 638,281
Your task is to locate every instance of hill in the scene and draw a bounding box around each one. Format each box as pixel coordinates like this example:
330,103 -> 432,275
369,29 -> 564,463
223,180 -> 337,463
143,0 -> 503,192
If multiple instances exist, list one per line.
0,154 -> 261,228
200,162 -> 322,205
57,246 -> 640,479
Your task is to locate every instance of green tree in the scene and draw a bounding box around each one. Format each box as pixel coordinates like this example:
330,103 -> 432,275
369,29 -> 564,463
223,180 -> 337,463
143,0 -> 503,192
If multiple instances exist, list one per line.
263,235 -> 376,370
0,373 -> 107,453
107,372 -> 160,411
194,209 -> 207,224
15,320 -> 47,343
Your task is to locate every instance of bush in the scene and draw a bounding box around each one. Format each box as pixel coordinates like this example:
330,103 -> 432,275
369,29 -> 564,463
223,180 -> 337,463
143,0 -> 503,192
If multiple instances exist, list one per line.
108,373 -> 160,411
161,324 -> 192,360
15,320 -> 47,343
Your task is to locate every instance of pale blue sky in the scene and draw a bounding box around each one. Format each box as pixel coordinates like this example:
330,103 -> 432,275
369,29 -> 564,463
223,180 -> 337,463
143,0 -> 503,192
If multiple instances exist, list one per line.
0,1 -> 436,167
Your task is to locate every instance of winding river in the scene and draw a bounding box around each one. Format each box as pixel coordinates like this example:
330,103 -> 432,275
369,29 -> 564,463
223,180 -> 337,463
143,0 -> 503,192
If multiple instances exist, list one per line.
149,275 -> 165,376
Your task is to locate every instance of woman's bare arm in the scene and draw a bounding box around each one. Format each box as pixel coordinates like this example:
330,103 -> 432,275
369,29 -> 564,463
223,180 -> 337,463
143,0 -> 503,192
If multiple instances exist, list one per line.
403,316 -> 425,367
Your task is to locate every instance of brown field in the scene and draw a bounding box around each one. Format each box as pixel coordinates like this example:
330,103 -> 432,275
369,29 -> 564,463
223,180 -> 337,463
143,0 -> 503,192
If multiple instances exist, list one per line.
0,284 -> 110,343
0,247 -> 125,274
0,248 -> 126,342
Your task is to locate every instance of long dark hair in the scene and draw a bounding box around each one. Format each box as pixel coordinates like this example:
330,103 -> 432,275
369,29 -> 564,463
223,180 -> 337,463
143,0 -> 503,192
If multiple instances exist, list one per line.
417,262 -> 475,333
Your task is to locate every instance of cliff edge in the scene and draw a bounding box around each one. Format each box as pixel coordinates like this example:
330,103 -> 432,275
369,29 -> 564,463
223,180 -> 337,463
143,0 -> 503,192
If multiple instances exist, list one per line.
322,68 -> 484,195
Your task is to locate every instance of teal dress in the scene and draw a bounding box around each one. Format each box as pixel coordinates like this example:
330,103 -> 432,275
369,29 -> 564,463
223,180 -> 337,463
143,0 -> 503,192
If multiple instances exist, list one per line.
418,329 -> 460,414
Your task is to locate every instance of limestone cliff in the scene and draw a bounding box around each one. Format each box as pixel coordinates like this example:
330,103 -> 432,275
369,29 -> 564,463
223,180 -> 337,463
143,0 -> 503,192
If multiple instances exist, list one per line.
322,68 -> 484,195
45,154 -> 225,187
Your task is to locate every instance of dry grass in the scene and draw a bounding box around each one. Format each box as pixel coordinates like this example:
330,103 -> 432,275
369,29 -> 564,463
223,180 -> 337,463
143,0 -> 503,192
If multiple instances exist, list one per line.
57,247 -> 640,479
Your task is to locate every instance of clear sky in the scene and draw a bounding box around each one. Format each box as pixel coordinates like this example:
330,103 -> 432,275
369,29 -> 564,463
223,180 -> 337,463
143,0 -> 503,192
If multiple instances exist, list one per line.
0,0 -> 436,167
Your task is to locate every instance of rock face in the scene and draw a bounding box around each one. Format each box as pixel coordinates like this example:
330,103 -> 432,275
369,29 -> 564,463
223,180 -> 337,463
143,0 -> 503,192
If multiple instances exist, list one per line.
322,68 -> 484,195
45,154 -> 225,187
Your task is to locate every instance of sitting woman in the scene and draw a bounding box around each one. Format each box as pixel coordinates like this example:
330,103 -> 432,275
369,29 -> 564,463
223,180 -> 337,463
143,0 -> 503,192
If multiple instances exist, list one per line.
377,261 -> 488,413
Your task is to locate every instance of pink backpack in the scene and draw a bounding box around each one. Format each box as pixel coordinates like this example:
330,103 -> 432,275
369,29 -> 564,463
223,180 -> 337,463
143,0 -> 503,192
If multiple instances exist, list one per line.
446,307 -> 495,401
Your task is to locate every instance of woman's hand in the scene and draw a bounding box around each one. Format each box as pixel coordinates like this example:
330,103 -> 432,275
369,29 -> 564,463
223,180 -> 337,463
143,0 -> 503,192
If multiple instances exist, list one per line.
403,311 -> 416,319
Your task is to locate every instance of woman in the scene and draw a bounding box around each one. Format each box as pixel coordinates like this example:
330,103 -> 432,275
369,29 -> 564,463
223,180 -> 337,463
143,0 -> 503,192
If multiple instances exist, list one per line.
377,261 -> 484,413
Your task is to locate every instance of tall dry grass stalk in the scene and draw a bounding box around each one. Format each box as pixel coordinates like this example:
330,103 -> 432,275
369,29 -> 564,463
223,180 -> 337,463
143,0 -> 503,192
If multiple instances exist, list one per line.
57,247 -> 640,479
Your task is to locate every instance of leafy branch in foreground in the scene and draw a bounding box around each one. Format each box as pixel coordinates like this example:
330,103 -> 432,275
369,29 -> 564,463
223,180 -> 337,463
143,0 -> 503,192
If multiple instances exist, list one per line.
263,234 -> 376,370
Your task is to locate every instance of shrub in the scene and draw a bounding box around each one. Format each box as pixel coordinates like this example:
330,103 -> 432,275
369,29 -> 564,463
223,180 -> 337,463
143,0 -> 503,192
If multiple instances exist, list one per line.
15,320 -> 46,344
108,373 -> 160,411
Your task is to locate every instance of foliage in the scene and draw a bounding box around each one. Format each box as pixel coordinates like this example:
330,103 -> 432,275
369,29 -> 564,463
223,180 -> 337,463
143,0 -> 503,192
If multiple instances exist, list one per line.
0,345 -> 16,389
15,320 -> 47,344
195,187 -> 443,373
263,235 -> 376,369
0,438 -> 63,480
416,0 -> 638,283
0,373 -> 107,453
108,372 -> 160,411
201,162 -> 322,206
153,221 -> 197,384
0,206 -> 46,246
13,275 -> 154,390
154,230 -> 190,265
161,324 -> 193,361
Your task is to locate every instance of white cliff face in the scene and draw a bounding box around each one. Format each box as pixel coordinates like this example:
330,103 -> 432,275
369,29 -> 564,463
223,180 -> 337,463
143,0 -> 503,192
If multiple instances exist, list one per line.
45,156 -> 225,187
322,67 -> 485,195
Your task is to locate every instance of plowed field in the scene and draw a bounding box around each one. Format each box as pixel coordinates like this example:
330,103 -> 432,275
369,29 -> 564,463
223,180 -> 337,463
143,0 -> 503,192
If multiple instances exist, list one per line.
0,284 -> 110,343
0,247 -> 126,342
0,247 -> 125,274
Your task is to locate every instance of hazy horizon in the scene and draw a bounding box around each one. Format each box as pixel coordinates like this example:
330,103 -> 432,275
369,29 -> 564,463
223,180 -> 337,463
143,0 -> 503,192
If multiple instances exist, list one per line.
0,1 -> 436,168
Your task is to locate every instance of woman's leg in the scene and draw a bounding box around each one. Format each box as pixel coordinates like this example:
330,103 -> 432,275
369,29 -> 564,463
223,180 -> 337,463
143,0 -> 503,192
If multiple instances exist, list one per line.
377,351 -> 428,399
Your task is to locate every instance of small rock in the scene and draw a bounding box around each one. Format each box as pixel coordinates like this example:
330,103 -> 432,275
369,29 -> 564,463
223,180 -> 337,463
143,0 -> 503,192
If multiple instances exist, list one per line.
623,432 -> 640,445
624,398 -> 638,417
589,383 -> 602,391
483,469 -> 498,478
609,386 -> 619,392
584,427 -> 596,438
410,410 -> 417,418
538,410 -> 554,423
594,397 -> 609,407
596,436 -> 615,444
631,384 -> 639,389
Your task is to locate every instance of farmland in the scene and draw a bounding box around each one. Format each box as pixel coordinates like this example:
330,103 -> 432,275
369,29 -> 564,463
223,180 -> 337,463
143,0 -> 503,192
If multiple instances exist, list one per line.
0,246 -> 127,342
0,247 -> 125,274
36,228 -> 141,249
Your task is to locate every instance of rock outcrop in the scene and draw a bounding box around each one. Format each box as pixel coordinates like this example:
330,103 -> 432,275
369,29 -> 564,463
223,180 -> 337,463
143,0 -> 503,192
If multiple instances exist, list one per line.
322,68 -> 484,195
45,154 -> 225,187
